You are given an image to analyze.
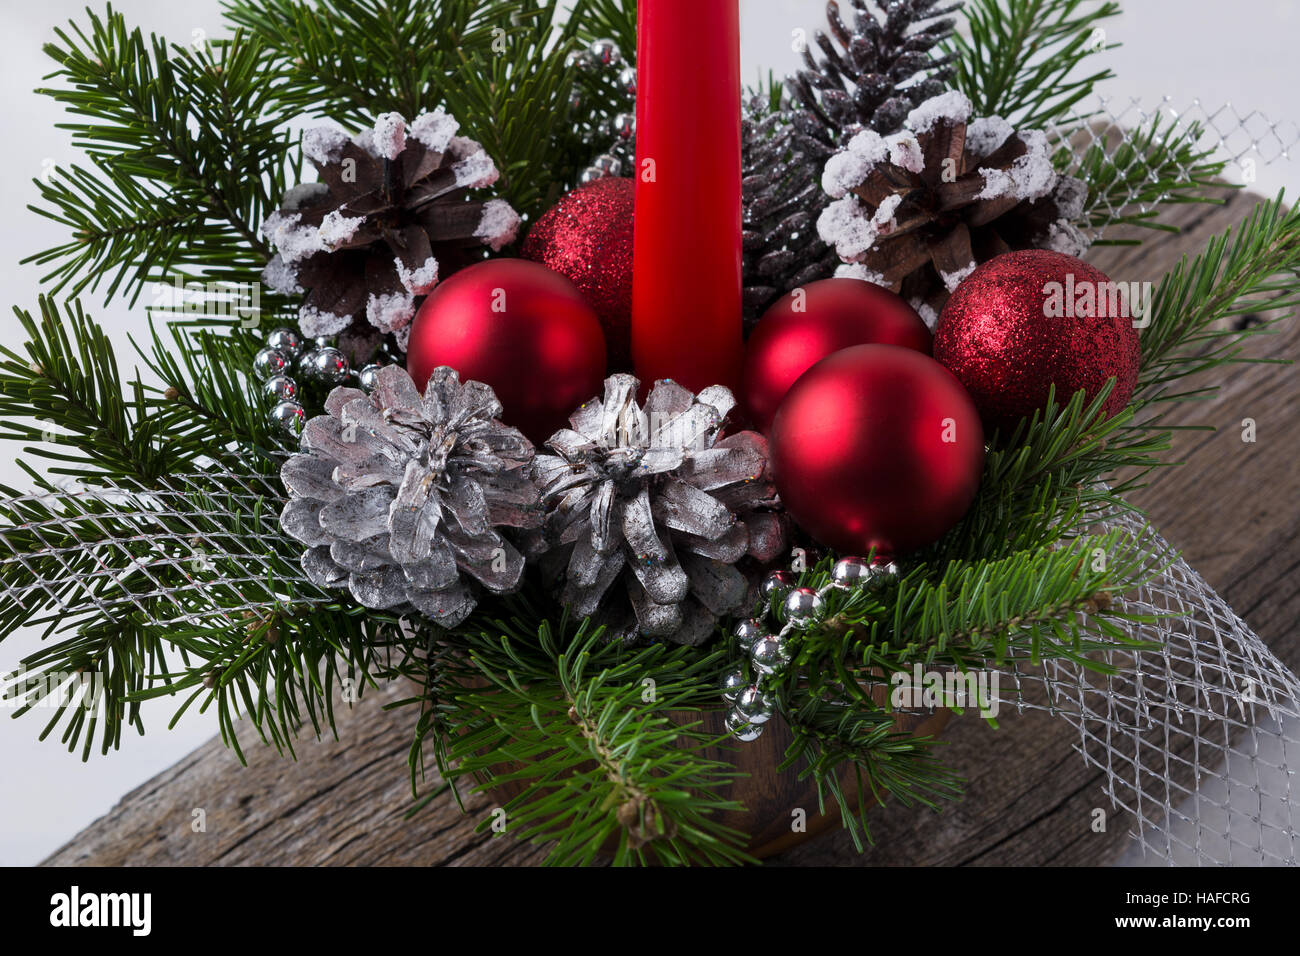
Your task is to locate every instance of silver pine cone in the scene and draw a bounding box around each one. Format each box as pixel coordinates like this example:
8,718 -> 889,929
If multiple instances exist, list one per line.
280,365 -> 541,627
532,375 -> 789,646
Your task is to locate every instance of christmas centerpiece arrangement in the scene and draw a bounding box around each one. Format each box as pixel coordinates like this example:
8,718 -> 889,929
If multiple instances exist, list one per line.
3,0 -> 1299,866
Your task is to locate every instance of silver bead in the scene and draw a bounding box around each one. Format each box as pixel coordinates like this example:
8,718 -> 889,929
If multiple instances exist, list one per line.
720,667 -> 747,702
726,710 -> 763,742
873,559 -> 901,580
736,686 -> 774,724
263,374 -> 298,403
588,37 -> 622,66
733,618 -> 767,651
578,165 -> 606,184
306,346 -> 350,385
618,65 -> 637,97
312,336 -> 334,350
265,327 -> 304,360
831,556 -> 871,588
610,112 -> 635,140
357,364 -> 382,392
751,635 -> 791,676
832,556 -> 900,588
761,570 -> 795,603
784,587 -> 825,627
565,49 -> 596,71
592,153 -> 623,177
269,400 -> 305,437
568,90 -> 584,113
252,347 -> 290,380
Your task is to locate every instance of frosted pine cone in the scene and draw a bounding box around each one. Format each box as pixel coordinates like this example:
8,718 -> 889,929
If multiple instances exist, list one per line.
261,109 -> 522,351
789,0 -> 959,152
532,376 -> 789,646
742,94 -> 839,326
280,366 -> 540,628
817,91 -> 1089,319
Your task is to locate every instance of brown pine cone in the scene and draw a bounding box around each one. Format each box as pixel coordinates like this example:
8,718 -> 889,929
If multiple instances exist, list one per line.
817,91 -> 1088,321
261,110 -> 521,350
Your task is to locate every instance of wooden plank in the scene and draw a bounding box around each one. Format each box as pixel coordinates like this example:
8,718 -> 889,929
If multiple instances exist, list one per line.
42,188 -> 1298,867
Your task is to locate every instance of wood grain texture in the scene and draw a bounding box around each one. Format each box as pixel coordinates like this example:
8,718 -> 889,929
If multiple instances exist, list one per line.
42,188 -> 1298,867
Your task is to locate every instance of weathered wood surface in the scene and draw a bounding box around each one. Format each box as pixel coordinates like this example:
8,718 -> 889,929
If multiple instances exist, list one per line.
43,188 -> 1298,866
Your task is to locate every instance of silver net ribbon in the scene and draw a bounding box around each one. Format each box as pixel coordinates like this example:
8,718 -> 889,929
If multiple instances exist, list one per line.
0,97 -> 1296,866
0,465 -> 333,631
996,511 -> 1300,866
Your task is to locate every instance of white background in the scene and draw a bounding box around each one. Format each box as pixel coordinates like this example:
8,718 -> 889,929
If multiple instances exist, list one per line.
0,0 -> 1296,865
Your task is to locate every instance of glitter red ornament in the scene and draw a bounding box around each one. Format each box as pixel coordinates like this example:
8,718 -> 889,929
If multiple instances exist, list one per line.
770,345 -> 984,555
933,250 -> 1142,434
521,177 -> 635,369
741,278 -> 932,432
405,259 -> 606,444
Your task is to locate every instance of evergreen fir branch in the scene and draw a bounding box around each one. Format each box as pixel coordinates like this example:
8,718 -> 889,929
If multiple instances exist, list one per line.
407,610 -> 755,866
571,0 -> 635,59
221,0 -> 506,127
0,469 -> 357,757
134,319 -> 288,472
1056,113 -> 1229,238
780,526 -> 1160,694
449,7 -> 597,216
780,702 -> 962,852
25,5 -> 299,304
926,386 -> 1166,567
0,298 -> 173,484
1133,192 -> 1300,410
946,0 -> 1120,128
225,0 -> 623,218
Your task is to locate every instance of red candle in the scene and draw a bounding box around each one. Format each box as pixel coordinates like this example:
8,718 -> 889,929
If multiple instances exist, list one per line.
633,0 -> 743,394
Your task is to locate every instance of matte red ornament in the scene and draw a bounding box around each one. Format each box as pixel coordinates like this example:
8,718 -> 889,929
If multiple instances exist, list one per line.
932,250 -> 1141,434
521,177 -> 635,369
406,259 -> 606,444
770,345 -> 984,555
741,278 -> 932,432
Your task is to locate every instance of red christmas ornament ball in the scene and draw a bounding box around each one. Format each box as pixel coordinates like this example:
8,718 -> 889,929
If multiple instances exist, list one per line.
770,345 -> 985,555
521,177 -> 635,369
406,259 -> 606,444
932,250 -> 1141,434
741,278 -> 932,432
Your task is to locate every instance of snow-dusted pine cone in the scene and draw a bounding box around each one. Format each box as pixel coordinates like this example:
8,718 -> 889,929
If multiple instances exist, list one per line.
280,365 -> 540,628
532,376 -> 788,646
790,0 -> 959,153
742,94 -> 840,327
261,109 -> 521,352
818,90 -> 1089,321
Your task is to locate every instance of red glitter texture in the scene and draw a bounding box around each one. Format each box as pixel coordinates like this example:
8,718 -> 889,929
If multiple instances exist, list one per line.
933,250 -> 1142,434
522,177 -> 635,370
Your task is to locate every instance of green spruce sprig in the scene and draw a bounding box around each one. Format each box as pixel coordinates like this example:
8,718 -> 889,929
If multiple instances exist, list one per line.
407,610 -> 755,866
26,6 -> 300,305
945,0 -> 1121,128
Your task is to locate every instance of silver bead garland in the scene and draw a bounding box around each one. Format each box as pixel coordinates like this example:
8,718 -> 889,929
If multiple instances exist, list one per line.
252,326 -> 398,436
575,39 -> 637,184
724,556 -> 900,741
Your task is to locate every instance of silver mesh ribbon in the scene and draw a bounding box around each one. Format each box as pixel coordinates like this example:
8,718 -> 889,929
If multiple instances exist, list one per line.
1050,94 -> 1300,243
0,465 -> 331,631
996,511 -> 1300,866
